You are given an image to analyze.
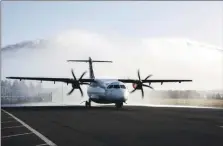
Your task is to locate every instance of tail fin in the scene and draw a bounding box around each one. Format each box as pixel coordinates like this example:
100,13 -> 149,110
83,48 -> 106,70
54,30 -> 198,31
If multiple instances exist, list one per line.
67,57 -> 113,79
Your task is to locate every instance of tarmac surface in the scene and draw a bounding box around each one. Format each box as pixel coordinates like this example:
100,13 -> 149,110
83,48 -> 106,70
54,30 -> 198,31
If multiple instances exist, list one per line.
1,105 -> 223,146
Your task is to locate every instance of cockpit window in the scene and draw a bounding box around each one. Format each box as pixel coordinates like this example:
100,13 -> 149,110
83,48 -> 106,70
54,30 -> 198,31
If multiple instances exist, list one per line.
108,84 -> 126,89
120,85 -> 126,89
114,85 -> 120,88
107,85 -> 113,89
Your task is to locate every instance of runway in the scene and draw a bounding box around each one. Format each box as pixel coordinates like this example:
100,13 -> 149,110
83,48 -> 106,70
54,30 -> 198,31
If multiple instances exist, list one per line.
1,105 -> 223,146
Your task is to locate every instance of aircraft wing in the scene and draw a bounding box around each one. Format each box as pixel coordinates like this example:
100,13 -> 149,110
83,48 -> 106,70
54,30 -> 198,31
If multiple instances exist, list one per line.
118,79 -> 192,83
6,77 -> 95,84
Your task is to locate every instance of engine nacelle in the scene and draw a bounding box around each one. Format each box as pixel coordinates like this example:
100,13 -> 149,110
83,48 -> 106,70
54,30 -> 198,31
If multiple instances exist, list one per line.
72,82 -> 80,88
132,83 -> 138,89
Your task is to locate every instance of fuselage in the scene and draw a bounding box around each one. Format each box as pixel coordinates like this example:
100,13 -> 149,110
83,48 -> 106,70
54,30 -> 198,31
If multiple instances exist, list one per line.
87,79 -> 129,104
68,57 -> 129,106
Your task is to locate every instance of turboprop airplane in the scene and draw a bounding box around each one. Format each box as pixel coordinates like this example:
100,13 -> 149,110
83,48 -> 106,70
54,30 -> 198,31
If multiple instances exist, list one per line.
6,57 -> 192,108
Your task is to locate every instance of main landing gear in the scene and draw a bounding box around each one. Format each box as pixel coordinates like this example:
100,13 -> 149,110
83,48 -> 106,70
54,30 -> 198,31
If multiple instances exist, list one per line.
85,100 -> 91,108
115,102 -> 123,109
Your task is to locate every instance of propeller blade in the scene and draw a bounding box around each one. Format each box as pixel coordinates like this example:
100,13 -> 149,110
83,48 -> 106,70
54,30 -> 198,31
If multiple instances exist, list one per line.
68,70 -> 88,96
71,69 -> 77,80
67,88 -> 75,95
79,71 -> 87,80
142,84 -> 154,89
137,69 -> 141,81
79,87 -> 84,97
144,74 -> 152,80
141,88 -> 144,98
130,88 -> 137,93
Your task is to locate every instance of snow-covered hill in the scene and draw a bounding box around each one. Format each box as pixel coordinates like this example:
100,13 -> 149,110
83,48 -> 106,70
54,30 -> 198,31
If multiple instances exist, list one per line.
1,39 -> 48,52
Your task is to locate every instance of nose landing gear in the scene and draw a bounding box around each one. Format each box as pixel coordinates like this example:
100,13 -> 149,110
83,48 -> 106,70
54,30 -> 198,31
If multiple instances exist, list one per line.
115,102 -> 123,108
85,100 -> 91,108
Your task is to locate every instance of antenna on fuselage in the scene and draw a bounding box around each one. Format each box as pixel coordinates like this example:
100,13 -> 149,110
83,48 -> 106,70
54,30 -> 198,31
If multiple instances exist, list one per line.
67,57 -> 113,79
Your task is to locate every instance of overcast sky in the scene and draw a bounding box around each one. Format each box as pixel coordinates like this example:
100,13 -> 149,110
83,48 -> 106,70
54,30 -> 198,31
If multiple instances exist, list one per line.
1,1 -> 223,97
2,1 -> 223,47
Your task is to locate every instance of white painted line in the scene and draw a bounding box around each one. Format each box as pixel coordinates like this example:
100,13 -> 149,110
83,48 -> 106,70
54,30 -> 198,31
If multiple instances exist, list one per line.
1,109 -> 56,146
220,126 -> 223,128
1,125 -> 24,129
36,144 -> 48,146
1,120 -> 16,123
2,132 -> 33,139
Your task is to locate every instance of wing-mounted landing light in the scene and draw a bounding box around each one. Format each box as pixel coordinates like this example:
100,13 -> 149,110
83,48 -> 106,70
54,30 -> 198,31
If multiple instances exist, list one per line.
67,69 -> 88,97
131,69 -> 154,99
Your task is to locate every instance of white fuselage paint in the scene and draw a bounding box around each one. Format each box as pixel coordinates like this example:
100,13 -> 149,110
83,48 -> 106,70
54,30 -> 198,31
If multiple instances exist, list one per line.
87,79 -> 129,104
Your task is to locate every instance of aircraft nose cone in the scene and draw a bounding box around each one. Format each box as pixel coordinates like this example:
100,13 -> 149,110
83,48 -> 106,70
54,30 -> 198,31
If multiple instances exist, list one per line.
116,90 -> 128,102
123,91 -> 129,101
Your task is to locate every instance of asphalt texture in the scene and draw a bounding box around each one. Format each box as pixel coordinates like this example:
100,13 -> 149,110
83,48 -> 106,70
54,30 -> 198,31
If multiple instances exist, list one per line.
1,105 -> 223,146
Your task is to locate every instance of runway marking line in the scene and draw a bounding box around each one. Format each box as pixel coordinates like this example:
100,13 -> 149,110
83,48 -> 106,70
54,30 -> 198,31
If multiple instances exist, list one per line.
1,120 -> 17,123
5,116 -> 14,119
2,132 -> 33,139
220,126 -> 223,128
1,109 -> 57,146
1,125 -> 24,129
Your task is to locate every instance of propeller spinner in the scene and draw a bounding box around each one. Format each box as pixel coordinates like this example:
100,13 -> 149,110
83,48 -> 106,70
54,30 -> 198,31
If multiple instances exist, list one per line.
130,69 -> 154,98
67,69 -> 89,97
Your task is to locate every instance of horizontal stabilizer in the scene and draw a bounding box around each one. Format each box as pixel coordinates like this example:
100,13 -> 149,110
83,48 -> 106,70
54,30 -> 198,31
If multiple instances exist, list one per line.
67,57 -> 113,79
67,60 -> 112,63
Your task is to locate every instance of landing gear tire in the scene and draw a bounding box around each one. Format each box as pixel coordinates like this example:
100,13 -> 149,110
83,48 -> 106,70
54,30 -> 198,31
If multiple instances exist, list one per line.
115,102 -> 123,109
85,101 -> 91,108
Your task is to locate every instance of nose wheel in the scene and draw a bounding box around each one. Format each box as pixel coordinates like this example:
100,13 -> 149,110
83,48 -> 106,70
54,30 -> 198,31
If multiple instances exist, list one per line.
85,100 -> 91,108
115,102 -> 123,108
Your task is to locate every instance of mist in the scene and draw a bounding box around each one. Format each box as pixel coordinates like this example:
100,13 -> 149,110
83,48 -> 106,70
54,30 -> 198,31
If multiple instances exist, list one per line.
1,29 -> 223,104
